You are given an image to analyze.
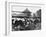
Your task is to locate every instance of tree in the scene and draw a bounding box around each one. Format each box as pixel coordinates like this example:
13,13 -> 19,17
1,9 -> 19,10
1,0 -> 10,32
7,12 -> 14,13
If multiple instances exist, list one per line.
36,9 -> 41,17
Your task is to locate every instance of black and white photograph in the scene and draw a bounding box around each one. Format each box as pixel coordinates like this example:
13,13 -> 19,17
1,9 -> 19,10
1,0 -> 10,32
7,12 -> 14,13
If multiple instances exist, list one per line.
1,0 -> 46,36
12,5 -> 41,31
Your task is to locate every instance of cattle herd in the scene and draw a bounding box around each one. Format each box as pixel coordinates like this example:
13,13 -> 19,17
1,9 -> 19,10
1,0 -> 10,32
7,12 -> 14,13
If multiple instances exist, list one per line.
12,17 -> 41,31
